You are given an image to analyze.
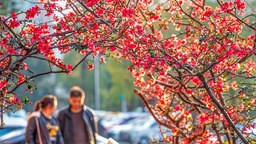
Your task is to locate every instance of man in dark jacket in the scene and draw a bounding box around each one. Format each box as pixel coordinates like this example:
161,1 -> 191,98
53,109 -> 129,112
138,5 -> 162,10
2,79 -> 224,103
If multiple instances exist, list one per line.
57,86 -> 97,144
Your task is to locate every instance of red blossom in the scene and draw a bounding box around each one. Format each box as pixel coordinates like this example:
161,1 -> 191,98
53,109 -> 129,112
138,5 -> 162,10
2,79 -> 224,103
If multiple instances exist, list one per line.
121,8 -> 135,18
191,77 -> 201,85
17,73 -> 25,84
201,6 -> 213,21
17,103 -> 22,109
219,2 -> 233,12
25,5 -> 40,19
239,91 -> 246,98
0,80 -> 7,90
44,3 -> 56,16
114,52 -> 122,58
23,63 -> 28,70
85,0 -> 100,7
99,56 -> 106,63
38,41 -> 50,53
187,89 -> 193,95
11,12 -> 18,19
88,63 -> 94,71
198,112 -> 211,125
251,99 -> 256,105
172,128 -> 179,136
149,14 -> 159,22
215,82 -> 224,93
231,81 -> 238,90
9,19 -> 20,28
9,96 -> 20,104
110,47 -> 116,52
174,105 -> 181,111
67,64 -> 73,74
95,9 -> 104,15
235,0 -> 246,10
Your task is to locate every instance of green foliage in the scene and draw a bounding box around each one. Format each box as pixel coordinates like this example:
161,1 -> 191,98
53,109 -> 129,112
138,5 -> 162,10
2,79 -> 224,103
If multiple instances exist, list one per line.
55,51 -> 142,111
22,96 -> 30,104
0,0 -> 19,16
0,0 -> 9,16
15,57 -> 56,112
102,59 -> 142,111
73,44 -> 88,52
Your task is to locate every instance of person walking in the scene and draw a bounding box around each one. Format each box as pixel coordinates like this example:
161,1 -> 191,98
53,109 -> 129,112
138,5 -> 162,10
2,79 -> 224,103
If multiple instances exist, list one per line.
26,95 -> 64,144
57,86 -> 98,144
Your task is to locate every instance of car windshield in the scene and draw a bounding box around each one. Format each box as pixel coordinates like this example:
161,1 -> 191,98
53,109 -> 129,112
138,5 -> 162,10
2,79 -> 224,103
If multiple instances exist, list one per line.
0,127 -> 24,137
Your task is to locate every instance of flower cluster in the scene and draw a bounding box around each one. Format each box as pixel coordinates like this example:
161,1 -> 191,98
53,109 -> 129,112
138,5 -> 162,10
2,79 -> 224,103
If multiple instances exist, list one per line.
0,0 -> 255,143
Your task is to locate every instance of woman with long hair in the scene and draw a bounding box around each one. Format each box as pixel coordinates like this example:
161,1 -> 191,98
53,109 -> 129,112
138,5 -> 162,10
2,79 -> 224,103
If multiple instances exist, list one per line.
25,95 -> 64,144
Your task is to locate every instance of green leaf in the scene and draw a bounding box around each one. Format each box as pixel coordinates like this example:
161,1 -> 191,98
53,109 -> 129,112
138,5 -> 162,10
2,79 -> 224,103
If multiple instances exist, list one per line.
73,44 -> 88,52
22,96 -> 30,104
150,51 -> 155,58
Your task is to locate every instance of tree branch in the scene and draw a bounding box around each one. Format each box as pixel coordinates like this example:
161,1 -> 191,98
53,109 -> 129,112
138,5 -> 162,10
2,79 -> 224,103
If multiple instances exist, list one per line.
198,74 -> 248,144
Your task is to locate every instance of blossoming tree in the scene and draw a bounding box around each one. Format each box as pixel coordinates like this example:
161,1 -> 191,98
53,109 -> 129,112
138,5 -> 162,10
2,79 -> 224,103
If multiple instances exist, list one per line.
0,0 -> 121,126
128,0 -> 255,143
0,0 -> 255,143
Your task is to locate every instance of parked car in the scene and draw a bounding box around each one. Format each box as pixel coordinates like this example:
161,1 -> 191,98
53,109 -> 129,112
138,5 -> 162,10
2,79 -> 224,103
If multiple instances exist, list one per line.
0,116 -> 115,144
0,116 -> 27,144
100,112 -> 148,137
116,116 -> 161,143
107,115 -> 150,141
134,125 -> 171,144
130,117 -> 168,144
8,109 -> 27,120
